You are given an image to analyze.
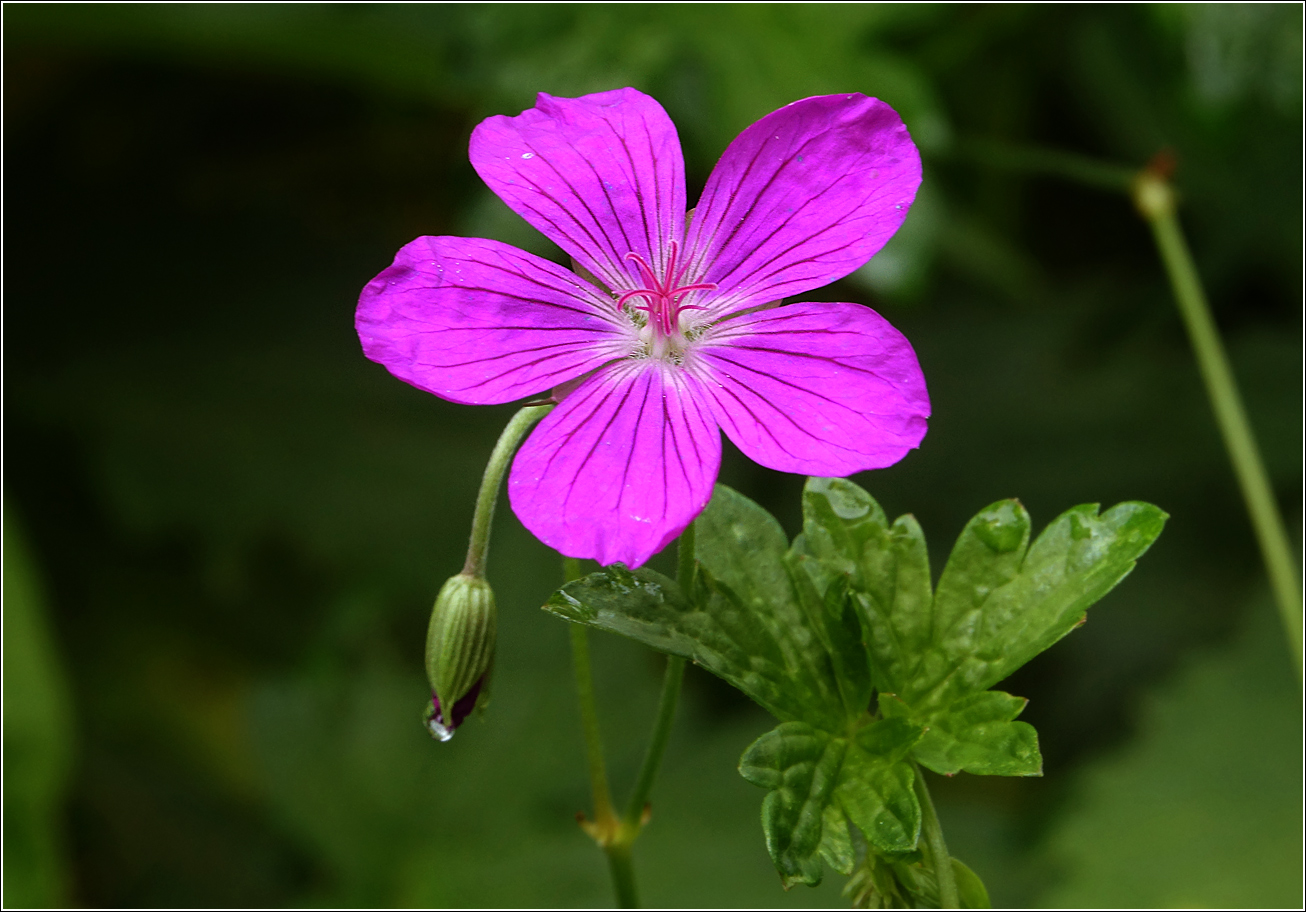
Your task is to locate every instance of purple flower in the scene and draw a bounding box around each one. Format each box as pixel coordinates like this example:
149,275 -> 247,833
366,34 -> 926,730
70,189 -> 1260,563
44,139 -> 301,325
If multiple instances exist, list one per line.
357,89 -> 929,568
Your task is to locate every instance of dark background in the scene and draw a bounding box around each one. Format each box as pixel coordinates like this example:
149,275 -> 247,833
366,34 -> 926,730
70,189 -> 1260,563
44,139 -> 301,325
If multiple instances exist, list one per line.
4,4 -> 1301,908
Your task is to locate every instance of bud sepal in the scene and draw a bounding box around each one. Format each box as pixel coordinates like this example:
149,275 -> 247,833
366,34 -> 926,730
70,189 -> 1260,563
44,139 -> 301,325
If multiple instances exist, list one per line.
423,573 -> 496,740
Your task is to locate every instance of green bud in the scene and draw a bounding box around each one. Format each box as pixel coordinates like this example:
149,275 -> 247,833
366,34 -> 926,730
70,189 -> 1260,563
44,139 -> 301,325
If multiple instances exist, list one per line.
424,573 -> 496,741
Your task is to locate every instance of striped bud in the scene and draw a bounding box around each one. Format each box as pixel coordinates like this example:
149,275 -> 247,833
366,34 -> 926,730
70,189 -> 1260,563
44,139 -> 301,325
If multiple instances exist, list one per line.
423,574 -> 495,741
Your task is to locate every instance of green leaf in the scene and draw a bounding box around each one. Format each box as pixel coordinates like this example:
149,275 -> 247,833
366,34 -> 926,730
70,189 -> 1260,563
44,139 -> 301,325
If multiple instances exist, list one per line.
799,478 -> 933,698
834,739 -> 920,855
953,857 -> 993,909
818,804 -> 855,877
544,560 -> 843,728
543,564 -> 692,652
796,478 -> 1165,779
545,485 -> 848,729
546,479 -> 1167,893
882,691 -> 1042,777
741,718 -> 924,882
786,556 -> 873,722
739,722 -> 845,887
914,499 -> 1169,710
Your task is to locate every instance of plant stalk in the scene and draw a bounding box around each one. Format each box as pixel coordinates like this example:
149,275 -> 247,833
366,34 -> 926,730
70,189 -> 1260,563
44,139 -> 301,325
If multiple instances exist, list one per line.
462,405 -> 552,578
565,524 -> 697,907
566,556 -> 636,907
622,523 -> 693,826
1133,171 -> 1303,675
913,763 -> 959,909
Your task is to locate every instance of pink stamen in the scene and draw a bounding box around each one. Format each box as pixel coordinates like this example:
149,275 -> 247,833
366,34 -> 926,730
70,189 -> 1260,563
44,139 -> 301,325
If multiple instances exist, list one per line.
616,240 -> 717,339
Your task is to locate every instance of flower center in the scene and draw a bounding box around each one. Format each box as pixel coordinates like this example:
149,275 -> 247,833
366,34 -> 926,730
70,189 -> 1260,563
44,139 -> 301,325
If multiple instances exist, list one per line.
617,240 -> 716,353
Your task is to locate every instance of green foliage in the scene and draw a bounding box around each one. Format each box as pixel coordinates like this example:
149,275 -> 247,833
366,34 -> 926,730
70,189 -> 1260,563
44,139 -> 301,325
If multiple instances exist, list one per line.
547,481 -> 1167,893
803,478 -> 1167,776
845,852 -> 992,909
735,720 -> 923,888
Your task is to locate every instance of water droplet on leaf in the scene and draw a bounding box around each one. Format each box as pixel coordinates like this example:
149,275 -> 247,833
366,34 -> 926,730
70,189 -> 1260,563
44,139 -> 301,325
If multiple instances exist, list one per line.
973,501 -> 1025,553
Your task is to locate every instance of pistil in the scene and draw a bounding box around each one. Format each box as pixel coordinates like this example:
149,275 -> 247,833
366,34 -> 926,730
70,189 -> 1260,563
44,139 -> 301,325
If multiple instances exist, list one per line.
617,240 -> 716,348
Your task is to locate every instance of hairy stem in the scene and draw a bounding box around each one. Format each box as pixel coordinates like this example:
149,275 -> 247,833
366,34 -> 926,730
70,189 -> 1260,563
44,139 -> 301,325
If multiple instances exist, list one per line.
566,556 -> 636,907
565,525 -> 697,907
913,763 -> 959,909
570,618 -> 616,826
1134,171 -> 1302,675
462,405 -> 552,578
622,523 -> 693,826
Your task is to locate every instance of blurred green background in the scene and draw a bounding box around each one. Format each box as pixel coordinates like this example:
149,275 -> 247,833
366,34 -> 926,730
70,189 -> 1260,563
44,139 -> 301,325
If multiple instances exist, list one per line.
4,4 -> 1301,908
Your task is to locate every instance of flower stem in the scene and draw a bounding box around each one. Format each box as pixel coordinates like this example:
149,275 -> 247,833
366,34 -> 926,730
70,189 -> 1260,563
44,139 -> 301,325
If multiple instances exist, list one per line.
622,523 -> 693,827
566,555 -> 636,907
605,844 -> 637,909
960,137 -> 1135,192
462,405 -> 552,579
569,616 -> 617,825
565,525 -> 696,908
1133,170 -> 1303,676
912,763 -> 959,909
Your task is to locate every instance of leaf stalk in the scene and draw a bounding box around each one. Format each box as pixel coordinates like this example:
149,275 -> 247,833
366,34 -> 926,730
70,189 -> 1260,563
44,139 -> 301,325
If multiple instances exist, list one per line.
913,762 -> 960,909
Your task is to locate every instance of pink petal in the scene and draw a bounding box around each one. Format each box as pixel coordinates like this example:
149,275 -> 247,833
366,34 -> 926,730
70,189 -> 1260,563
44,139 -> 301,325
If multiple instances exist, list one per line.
685,94 -> 921,318
356,236 -> 635,405
692,301 -> 929,475
470,88 -> 687,296
508,360 -> 721,568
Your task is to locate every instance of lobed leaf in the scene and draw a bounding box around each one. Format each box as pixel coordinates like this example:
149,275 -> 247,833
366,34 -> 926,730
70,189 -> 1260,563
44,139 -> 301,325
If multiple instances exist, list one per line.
740,719 -> 925,886
915,499 -> 1169,710
739,722 -> 844,887
818,804 -> 855,876
545,477 -> 1166,893
695,485 -> 848,728
881,691 -> 1042,777
544,485 -> 848,728
796,477 -> 1166,779
834,739 -> 921,855
800,478 -> 933,698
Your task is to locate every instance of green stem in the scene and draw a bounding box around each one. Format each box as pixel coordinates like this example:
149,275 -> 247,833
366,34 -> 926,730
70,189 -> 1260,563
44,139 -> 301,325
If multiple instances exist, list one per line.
1134,173 -> 1303,675
622,522 -> 694,826
462,405 -> 552,579
913,763 -> 959,909
605,844 -> 638,910
566,556 -> 637,907
570,622 -> 616,825
960,137 -> 1136,192
563,525 -> 697,907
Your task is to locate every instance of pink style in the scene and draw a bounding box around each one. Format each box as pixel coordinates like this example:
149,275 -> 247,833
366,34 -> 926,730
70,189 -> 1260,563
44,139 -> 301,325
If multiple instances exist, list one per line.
356,88 -> 930,568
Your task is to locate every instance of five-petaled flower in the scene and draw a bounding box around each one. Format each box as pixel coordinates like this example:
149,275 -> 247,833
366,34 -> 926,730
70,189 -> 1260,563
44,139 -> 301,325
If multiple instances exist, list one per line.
357,88 -> 929,568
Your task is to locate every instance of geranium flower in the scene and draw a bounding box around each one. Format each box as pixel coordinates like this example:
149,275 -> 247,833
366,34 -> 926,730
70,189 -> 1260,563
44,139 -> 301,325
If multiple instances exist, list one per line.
357,88 -> 929,568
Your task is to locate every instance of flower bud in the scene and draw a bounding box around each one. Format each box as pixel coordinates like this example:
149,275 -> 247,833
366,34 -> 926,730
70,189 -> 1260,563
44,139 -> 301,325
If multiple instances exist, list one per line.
423,573 -> 496,741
